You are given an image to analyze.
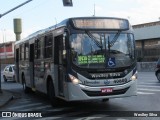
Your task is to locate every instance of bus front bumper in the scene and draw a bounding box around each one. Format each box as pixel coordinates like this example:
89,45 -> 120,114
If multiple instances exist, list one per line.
67,80 -> 137,101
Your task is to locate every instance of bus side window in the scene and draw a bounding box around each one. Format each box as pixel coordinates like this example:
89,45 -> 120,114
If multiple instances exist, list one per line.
20,45 -> 24,60
25,43 -> 29,60
37,39 -> 41,59
54,35 -> 63,64
54,36 -> 59,64
40,37 -> 44,59
34,39 -> 41,59
44,35 -> 53,58
20,45 -> 21,60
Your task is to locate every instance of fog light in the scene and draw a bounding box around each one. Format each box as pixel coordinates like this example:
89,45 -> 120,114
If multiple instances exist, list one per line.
69,74 -> 82,84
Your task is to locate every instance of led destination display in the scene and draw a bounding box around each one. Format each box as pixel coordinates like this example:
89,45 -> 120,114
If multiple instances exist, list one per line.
72,18 -> 129,30
78,55 -> 105,64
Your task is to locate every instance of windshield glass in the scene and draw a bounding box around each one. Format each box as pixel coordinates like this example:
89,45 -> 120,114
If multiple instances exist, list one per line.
70,32 -> 135,69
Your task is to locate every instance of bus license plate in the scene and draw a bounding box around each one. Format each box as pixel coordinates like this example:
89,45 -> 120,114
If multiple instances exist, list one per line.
101,88 -> 113,93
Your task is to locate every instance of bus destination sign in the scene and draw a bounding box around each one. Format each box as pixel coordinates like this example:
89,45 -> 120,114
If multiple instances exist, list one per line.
72,18 -> 129,30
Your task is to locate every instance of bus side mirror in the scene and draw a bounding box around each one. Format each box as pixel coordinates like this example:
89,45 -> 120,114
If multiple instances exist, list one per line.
62,0 -> 73,6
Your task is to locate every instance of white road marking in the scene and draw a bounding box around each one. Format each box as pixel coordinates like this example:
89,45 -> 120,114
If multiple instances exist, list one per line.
74,117 -> 102,120
34,117 -> 62,120
138,88 -> 160,92
8,103 -> 43,110
138,85 -> 160,88
137,91 -> 154,95
20,105 -> 52,111
138,82 -> 160,85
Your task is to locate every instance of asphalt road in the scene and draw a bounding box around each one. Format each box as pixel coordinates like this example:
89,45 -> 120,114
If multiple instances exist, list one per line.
0,72 -> 160,120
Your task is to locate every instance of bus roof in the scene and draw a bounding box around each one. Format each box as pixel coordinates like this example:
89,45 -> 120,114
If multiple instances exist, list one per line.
15,17 -> 129,45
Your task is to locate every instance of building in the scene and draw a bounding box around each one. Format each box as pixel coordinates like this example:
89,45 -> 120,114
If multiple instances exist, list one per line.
133,21 -> 160,62
0,41 -> 15,64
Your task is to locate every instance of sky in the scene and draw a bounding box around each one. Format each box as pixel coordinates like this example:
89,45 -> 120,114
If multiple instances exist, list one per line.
0,0 -> 160,43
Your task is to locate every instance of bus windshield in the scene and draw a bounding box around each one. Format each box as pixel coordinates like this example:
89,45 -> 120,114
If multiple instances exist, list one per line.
70,32 -> 135,69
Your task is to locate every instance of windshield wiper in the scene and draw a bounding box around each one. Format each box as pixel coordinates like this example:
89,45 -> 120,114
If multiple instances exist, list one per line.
110,31 -> 121,47
85,31 -> 102,49
127,34 -> 133,59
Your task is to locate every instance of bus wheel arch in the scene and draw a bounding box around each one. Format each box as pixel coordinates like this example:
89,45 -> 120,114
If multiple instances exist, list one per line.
46,76 -> 58,106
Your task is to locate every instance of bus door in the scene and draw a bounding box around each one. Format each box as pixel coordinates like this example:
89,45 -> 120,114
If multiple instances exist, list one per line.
55,35 -> 66,96
15,48 -> 19,82
29,43 -> 35,88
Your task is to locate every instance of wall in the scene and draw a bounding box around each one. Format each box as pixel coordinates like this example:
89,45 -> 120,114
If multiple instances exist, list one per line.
137,62 -> 157,72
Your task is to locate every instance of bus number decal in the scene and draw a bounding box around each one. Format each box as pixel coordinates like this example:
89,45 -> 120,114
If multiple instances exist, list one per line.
114,78 -> 128,84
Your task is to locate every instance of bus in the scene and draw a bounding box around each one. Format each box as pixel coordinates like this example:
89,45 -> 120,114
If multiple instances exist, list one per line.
15,17 -> 137,106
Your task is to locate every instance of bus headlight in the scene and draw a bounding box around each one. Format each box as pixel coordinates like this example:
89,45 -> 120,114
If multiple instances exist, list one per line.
69,74 -> 82,85
131,72 -> 138,81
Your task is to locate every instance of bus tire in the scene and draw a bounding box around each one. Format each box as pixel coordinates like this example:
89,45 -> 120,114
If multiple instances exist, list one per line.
22,75 -> 31,93
156,72 -> 160,81
48,80 -> 58,106
102,98 -> 109,102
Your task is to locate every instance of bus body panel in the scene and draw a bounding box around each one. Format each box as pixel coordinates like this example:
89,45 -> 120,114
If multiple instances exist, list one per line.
34,60 -> 54,94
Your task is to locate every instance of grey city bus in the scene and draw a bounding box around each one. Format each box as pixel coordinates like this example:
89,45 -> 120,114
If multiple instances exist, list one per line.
15,17 -> 137,106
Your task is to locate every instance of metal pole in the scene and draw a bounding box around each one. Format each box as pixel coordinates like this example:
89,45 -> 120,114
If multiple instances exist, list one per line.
3,30 -> 6,65
0,30 -> 5,93
0,44 -> 2,93
94,4 -> 95,16
0,0 -> 33,18
0,0 -> 33,93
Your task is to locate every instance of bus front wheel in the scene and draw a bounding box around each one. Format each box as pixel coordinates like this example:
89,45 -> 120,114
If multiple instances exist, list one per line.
102,98 -> 109,102
48,80 -> 58,106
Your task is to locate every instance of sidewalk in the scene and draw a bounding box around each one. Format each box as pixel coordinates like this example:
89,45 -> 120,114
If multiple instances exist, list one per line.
0,90 -> 13,108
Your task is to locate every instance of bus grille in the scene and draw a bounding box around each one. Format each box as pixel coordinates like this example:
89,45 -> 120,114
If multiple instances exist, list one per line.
82,87 -> 129,97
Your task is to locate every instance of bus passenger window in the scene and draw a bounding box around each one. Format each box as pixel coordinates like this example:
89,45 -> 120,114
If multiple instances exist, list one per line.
25,43 -> 29,60
37,39 -> 41,59
40,37 -> 44,59
20,44 -> 24,60
34,39 -> 42,59
45,35 -> 53,58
